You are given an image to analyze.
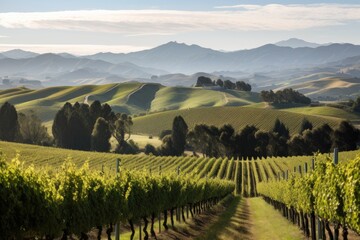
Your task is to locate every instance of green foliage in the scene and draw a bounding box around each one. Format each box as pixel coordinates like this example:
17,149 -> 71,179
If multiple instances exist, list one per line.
261,88 -> 311,105
0,102 -> 19,141
0,155 -> 235,238
18,111 -> 52,145
258,155 -> 360,233
171,115 -> 188,156
144,144 -> 157,155
91,117 -> 111,152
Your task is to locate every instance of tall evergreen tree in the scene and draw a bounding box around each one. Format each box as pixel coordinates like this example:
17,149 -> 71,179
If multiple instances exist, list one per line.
332,121 -> 360,151
300,118 -> 313,134
91,117 -> 111,152
272,118 -> 290,139
171,116 -> 188,156
0,102 -> 19,142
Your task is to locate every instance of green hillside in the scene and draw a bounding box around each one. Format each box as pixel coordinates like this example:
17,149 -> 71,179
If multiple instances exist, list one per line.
281,105 -> 360,120
0,83 -> 261,122
132,106 -> 342,136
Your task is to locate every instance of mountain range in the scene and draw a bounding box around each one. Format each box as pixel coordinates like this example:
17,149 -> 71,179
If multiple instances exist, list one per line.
0,39 -> 360,93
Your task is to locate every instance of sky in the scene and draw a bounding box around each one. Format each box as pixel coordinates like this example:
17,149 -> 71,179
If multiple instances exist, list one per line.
0,0 -> 360,54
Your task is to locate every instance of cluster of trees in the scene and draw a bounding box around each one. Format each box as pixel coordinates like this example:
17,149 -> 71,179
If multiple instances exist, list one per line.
52,101 -> 137,153
148,116 -> 360,159
145,116 -> 188,156
349,96 -> 360,112
261,88 -> 311,104
195,76 -> 251,91
0,102 -> 51,145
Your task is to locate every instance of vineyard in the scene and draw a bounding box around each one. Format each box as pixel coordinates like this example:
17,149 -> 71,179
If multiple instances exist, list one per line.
1,140 -> 360,239
1,141 -> 358,196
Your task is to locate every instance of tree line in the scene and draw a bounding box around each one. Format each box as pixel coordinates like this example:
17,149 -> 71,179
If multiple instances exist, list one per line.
261,88 -> 311,105
149,117 -> 360,159
0,101 -> 138,154
195,76 -> 252,91
0,102 -> 51,145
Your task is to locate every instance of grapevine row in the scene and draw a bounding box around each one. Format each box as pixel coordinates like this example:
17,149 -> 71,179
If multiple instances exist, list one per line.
257,154 -> 360,239
0,156 -> 235,239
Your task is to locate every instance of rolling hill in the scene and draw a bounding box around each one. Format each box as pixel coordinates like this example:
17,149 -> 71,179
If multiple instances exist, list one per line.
0,82 -> 261,122
276,76 -> 360,100
132,106 -> 342,136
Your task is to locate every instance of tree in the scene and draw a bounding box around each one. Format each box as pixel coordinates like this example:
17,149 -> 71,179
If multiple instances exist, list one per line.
195,76 -> 213,87
235,125 -> 258,159
300,118 -> 313,134
171,116 -> 188,156
144,144 -> 157,155
254,130 -> 270,158
91,117 -> 111,152
219,124 -> 235,158
223,80 -> 236,89
18,111 -> 51,145
52,105 -> 70,148
288,134 -> 310,156
216,79 -> 224,87
158,135 -> 174,156
111,113 -> 133,151
235,81 -> 252,91
332,121 -> 360,151
187,124 -> 224,158
0,102 -> 19,142
68,110 -> 89,150
272,119 -> 290,139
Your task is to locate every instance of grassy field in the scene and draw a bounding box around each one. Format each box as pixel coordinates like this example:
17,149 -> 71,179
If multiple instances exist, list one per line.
0,83 -> 261,122
132,106 -> 342,136
281,105 -> 360,120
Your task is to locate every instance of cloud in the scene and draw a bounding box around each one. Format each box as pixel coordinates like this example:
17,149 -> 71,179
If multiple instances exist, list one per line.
0,4 -> 359,34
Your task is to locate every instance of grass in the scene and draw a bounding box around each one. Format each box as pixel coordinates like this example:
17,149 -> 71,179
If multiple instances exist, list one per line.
249,198 -> 305,240
132,106 -> 342,136
281,105 -> 360,120
197,196 -> 305,240
0,83 -> 261,122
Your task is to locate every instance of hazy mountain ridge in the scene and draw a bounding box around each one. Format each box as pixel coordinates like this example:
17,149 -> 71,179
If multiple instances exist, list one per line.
1,40 -> 360,90
274,38 -> 326,48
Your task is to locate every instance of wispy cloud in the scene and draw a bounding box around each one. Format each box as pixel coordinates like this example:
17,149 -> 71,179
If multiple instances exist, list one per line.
0,4 -> 359,34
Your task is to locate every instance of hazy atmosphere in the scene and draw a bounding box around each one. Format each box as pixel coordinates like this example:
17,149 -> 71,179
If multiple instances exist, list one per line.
1,0 -> 360,53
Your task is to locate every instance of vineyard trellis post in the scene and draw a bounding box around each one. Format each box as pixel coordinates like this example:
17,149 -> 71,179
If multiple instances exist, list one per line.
333,148 -> 338,165
115,158 -> 121,240
304,163 -> 308,175
159,165 -> 162,233
311,157 -> 315,171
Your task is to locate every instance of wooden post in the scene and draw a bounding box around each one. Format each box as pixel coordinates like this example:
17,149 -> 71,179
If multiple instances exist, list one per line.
304,162 -> 308,174
294,166 -> 296,172
333,148 -> 338,165
298,165 -> 302,175
311,157 -> 315,171
139,221 -> 142,240
286,170 -> 289,180
115,158 -> 121,240
177,166 -> 180,176
159,165 -> 162,175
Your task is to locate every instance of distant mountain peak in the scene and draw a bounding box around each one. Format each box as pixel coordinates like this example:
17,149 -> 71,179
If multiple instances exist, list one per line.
274,38 -> 323,48
1,49 -> 39,59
